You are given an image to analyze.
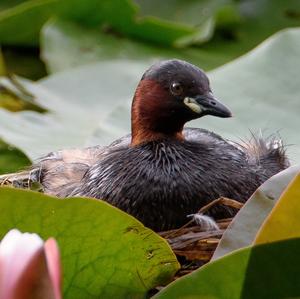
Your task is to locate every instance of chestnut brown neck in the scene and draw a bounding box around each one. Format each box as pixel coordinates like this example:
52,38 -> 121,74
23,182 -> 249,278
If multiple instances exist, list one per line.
131,79 -> 184,146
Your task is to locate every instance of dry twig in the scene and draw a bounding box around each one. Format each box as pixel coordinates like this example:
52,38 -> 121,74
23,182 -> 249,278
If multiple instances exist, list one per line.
159,197 -> 244,279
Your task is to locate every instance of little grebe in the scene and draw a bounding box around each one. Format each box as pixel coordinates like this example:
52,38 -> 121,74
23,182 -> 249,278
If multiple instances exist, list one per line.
1,60 -> 289,231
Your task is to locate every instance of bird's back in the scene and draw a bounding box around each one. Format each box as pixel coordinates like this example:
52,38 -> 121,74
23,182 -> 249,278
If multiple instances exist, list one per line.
67,128 -> 288,230
0,128 -> 289,231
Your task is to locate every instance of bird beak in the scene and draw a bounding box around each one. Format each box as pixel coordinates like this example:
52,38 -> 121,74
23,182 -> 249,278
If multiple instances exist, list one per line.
184,93 -> 232,118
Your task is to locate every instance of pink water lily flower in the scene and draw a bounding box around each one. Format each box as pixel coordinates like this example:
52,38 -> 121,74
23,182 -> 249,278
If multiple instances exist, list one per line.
0,229 -> 62,299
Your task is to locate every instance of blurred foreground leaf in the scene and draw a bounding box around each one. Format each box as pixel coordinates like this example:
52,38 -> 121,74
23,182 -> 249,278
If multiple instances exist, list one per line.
154,238 -> 300,299
255,173 -> 300,244
212,165 -> 300,260
0,187 -> 179,299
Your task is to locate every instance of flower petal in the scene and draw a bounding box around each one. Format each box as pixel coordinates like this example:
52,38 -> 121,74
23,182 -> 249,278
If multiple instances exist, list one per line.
45,238 -> 62,299
0,229 -> 61,299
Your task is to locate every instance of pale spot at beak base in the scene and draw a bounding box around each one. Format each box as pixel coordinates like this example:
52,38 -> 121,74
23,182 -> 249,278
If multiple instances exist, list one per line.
183,97 -> 202,113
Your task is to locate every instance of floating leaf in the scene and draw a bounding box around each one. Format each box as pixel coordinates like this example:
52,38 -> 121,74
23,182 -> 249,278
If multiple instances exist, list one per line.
131,0 -> 227,47
0,0 -> 27,11
155,238 -> 300,299
0,0 -> 225,47
0,61 -> 147,159
212,165 -> 300,260
255,173 -> 300,244
41,19 -> 230,73
136,0 -> 222,28
0,187 -> 179,299
200,0 -> 300,63
41,1 -> 300,73
199,28 -> 300,162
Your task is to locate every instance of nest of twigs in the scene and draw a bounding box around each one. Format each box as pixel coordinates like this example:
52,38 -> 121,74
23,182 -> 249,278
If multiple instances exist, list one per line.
159,197 -> 244,279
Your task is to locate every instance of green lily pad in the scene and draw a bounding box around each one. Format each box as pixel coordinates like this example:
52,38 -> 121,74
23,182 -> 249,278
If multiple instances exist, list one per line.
136,0 -> 224,28
0,0 -> 224,47
154,238 -> 300,299
255,173 -> 300,244
40,19 -> 159,73
195,28 -> 300,162
0,187 -> 179,299
131,0 -> 227,47
200,0 -> 300,60
0,61 -> 147,160
0,0 -> 28,10
41,19 -> 230,73
212,165 -> 300,260
41,1 -> 300,74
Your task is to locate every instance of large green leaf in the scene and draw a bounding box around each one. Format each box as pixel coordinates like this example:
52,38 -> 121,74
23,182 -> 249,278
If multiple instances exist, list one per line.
0,28 -> 300,163
133,0 -> 227,47
200,0 -> 300,61
196,27 -> 300,161
0,0 -> 225,47
0,0 -> 60,46
0,0 -> 27,11
155,238 -> 300,299
255,173 -> 300,244
0,61 -> 147,159
0,187 -> 179,299
212,165 -> 300,260
136,0 -> 223,27
41,1 -> 300,73
41,19 -> 230,73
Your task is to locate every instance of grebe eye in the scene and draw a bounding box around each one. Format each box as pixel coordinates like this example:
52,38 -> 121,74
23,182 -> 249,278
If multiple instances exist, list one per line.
170,82 -> 183,96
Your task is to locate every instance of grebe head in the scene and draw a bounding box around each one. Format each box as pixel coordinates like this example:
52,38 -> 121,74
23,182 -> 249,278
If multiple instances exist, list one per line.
131,59 -> 232,145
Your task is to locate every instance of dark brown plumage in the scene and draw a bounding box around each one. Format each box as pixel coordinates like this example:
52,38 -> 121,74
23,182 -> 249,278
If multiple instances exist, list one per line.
0,59 -> 289,231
